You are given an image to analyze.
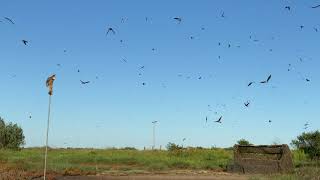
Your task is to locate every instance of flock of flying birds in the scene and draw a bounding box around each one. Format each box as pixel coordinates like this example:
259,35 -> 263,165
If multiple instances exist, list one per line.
2,3 -> 319,138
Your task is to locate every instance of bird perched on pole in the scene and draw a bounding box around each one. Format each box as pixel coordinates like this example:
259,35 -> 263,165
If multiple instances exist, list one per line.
46,74 -> 56,96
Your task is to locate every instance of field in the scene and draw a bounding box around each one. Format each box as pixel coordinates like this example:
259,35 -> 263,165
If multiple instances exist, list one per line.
0,148 -> 319,179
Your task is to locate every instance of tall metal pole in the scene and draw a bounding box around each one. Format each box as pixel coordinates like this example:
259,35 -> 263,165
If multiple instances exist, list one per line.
152,121 -> 158,150
44,95 -> 52,180
153,123 -> 155,150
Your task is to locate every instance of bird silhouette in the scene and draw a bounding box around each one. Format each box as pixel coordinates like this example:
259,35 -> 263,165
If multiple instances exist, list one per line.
260,75 -> 271,84
247,82 -> 254,87
122,58 -> 127,63
221,12 -> 225,18
306,78 -> 310,82
80,80 -> 90,84
244,101 -> 250,107
4,17 -> 14,24
300,25 -> 304,29
22,40 -> 28,45
314,27 -> 318,32
285,6 -> 291,10
142,82 -> 146,86
173,17 -> 182,23
268,120 -> 272,123
215,116 -> 222,123
152,121 -> 158,124
205,116 -> 208,123
106,27 -> 116,35
182,138 -> 186,141
312,5 -> 320,8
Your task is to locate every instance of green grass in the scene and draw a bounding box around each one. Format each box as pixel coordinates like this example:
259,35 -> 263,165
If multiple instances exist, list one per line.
0,148 -> 319,179
0,148 -> 232,174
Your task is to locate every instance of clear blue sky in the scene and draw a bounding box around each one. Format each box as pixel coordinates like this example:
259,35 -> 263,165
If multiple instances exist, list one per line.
0,0 -> 319,149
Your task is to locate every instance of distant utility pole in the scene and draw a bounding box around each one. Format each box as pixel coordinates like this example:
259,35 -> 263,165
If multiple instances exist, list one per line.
152,121 -> 158,150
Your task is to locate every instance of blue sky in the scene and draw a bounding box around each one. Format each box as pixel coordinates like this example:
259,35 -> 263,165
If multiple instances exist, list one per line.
0,0 -> 319,149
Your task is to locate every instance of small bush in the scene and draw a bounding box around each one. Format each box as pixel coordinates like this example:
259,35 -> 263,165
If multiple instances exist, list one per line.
166,142 -> 183,151
237,138 -> 252,146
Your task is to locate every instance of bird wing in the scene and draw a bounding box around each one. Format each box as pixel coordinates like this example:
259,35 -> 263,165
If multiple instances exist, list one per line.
46,77 -> 51,87
4,17 -> 14,24
312,5 -> 320,8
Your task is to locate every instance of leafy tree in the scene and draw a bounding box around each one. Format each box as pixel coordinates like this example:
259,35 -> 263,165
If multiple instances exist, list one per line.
237,139 -> 252,146
291,130 -> 320,160
0,117 -> 25,150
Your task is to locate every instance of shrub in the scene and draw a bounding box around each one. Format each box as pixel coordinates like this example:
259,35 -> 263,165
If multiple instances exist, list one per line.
291,130 -> 320,160
237,139 -> 252,146
0,117 -> 25,150
166,142 -> 183,151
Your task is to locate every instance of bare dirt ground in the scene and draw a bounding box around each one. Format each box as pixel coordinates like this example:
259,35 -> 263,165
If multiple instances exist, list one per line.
0,169 -> 249,180
56,173 -> 249,180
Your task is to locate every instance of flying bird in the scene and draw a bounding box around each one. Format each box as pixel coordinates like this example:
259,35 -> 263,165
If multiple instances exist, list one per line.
122,58 -> 127,63
260,75 -> 272,84
4,17 -> 14,24
182,138 -> 186,141
285,6 -> 291,10
142,82 -> 146,86
247,82 -> 254,87
300,25 -> 304,29
152,121 -> 158,124
80,80 -> 90,84
106,27 -> 116,35
22,40 -> 28,45
306,78 -> 310,82
221,12 -> 225,18
244,101 -> 250,107
314,27 -> 318,32
311,5 -> 320,8
268,120 -> 272,123
205,116 -> 208,123
173,17 -> 182,23
215,116 -> 222,123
